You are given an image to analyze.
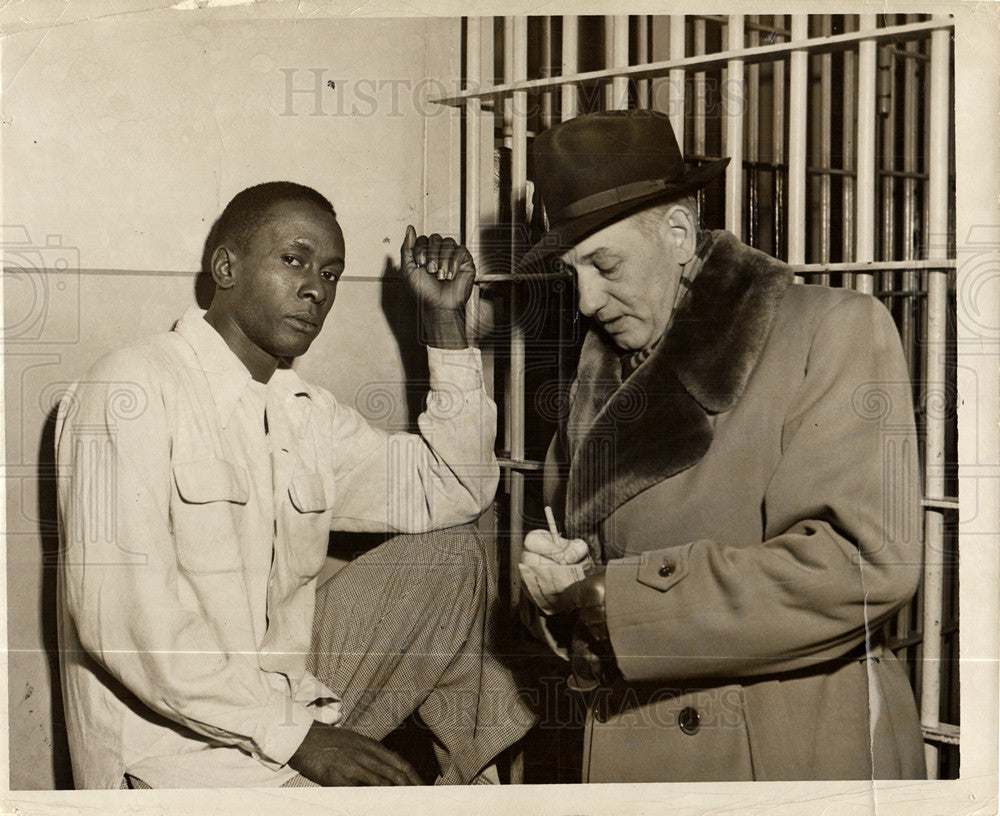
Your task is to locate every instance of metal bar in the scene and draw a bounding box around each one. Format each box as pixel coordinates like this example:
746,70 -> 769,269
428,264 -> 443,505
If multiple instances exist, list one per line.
920,18 -> 952,779
842,15 -> 857,284
602,16 -> 614,109
772,15 -> 785,259
922,724 -> 961,746
700,14 -> 791,37
507,17 -> 528,619
693,17 -> 707,158
464,18 -> 484,347
922,497 -> 960,511
561,16 -> 579,119
668,15 -> 687,146
637,15 -> 650,109
497,457 -> 546,472
430,19 -> 953,106
724,15 -> 745,235
610,14 -> 630,110
787,15 -> 807,268
900,19 -> 921,380
746,16 -> 759,247
854,14 -> 878,295
879,37 -> 897,292
540,16 -> 554,130
476,258 -> 954,284
818,16 -> 833,282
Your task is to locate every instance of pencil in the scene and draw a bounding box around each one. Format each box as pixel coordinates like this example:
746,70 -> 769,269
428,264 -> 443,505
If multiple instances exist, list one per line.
544,506 -> 559,539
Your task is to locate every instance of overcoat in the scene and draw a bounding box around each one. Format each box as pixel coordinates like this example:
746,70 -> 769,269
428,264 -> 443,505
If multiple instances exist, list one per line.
544,230 -> 926,781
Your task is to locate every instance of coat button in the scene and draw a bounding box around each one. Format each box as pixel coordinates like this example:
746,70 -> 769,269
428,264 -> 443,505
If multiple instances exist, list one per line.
678,706 -> 700,735
658,558 -> 676,578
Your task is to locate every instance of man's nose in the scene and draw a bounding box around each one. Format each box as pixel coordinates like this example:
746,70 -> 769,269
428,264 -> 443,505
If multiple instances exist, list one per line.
575,270 -> 605,318
299,268 -> 326,304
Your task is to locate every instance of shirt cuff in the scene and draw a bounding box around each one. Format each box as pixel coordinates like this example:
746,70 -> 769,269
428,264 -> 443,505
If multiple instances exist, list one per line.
426,346 -> 486,393
250,687 -> 317,770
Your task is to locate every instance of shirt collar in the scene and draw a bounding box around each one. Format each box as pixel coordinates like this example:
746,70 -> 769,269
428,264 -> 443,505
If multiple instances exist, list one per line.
173,306 -> 312,429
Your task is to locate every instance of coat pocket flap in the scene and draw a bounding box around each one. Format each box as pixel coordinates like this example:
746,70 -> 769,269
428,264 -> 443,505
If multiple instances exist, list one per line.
288,472 -> 330,514
636,543 -> 695,592
173,459 -> 250,505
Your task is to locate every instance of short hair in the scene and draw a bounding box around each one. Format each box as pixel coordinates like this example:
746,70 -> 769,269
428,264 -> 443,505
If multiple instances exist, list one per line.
204,182 -> 337,262
632,195 -> 700,236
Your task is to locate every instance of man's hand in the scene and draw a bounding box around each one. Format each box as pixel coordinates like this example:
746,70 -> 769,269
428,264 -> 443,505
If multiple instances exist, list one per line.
519,530 -> 593,613
523,529 -> 590,566
288,722 -> 423,786
400,225 -> 476,349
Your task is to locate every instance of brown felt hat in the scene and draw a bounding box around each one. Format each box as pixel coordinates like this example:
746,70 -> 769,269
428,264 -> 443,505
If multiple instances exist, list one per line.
516,110 -> 729,274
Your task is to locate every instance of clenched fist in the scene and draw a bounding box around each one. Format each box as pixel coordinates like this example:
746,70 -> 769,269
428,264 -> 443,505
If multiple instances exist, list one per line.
400,225 -> 476,349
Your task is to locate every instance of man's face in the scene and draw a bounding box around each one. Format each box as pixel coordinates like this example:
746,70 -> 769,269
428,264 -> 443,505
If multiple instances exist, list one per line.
227,199 -> 345,361
559,215 -> 683,352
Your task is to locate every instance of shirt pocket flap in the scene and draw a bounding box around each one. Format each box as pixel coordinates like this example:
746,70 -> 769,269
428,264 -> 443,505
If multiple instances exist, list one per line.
288,472 -> 330,514
173,459 -> 250,505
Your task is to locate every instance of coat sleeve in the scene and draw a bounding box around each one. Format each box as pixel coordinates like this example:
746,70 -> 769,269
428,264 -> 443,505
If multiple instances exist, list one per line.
57,351 -> 316,769
604,294 -> 923,683
320,346 -> 499,533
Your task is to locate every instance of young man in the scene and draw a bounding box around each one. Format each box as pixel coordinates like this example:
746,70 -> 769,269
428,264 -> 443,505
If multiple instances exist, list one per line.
56,182 -> 533,788
518,111 -> 925,781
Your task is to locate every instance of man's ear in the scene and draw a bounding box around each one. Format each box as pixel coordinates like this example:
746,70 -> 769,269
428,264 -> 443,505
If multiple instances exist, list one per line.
663,204 -> 697,266
210,246 -> 236,290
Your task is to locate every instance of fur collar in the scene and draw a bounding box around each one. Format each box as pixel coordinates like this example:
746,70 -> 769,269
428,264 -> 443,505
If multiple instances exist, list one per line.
564,230 -> 793,542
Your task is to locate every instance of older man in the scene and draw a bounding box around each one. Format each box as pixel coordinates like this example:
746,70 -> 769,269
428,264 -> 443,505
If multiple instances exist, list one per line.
518,111 -> 925,781
56,181 -> 533,789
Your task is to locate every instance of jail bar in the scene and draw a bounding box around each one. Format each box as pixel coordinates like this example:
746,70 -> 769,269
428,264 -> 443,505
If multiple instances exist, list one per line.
693,17 -> 707,159
842,16 -> 857,282
540,17 -> 554,130
504,18 -> 528,627
880,34 -> 897,296
772,16 -> 785,260
854,14 -> 877,295
920,17 -> 952,780
818,16 -> 833,282
746,17 -> 760,247
610,15 -> 630,110
561,16 -> 579,119
787,15 -> 807,267
900,19 -> 921,381
636,15 -> 650,108
668,15 -> 686,146
724,15 -> 745,234
464,18 -> 483,340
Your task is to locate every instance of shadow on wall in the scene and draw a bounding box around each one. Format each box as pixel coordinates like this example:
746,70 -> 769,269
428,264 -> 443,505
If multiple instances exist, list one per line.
37,406 -> 74,789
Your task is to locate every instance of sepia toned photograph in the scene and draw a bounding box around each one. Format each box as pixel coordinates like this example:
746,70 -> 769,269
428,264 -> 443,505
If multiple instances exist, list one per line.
2,2 -> 997,814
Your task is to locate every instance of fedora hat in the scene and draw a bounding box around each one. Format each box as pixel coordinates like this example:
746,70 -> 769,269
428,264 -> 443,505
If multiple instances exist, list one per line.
516,110 -> 729,273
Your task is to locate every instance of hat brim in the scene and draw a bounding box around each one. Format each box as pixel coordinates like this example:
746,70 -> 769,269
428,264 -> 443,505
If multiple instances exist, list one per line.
515,156 -> 730,275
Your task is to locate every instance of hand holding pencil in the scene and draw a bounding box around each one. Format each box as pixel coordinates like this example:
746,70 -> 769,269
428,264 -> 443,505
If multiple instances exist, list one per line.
519,507 -> 593,613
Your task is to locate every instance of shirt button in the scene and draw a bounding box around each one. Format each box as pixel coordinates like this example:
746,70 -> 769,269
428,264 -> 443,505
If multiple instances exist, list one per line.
678,706 -> 700,735
658,558 -> 676,578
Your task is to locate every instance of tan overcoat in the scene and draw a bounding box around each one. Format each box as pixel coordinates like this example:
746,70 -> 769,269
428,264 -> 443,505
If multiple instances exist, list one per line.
545,231 -> 926,781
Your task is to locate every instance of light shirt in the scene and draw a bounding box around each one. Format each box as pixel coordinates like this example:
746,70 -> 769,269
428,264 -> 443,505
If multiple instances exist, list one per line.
56,306 -> 498,788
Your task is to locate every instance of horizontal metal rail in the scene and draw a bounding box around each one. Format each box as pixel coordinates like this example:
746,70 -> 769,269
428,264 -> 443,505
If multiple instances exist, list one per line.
476,258 -> 955,285
922,723 -> 960,746
432,19 -> 952,106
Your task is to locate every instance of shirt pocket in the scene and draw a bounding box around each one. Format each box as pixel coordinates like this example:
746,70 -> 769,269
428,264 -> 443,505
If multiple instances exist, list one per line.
286,472 -> 334,578
172,458 -> 249,574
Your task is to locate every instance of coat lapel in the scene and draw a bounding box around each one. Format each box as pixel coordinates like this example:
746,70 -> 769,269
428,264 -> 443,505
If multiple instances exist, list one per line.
564,230 -> 793,541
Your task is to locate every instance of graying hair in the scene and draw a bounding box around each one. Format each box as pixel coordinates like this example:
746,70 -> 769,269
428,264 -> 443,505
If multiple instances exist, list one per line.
632,195 -> 700,236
